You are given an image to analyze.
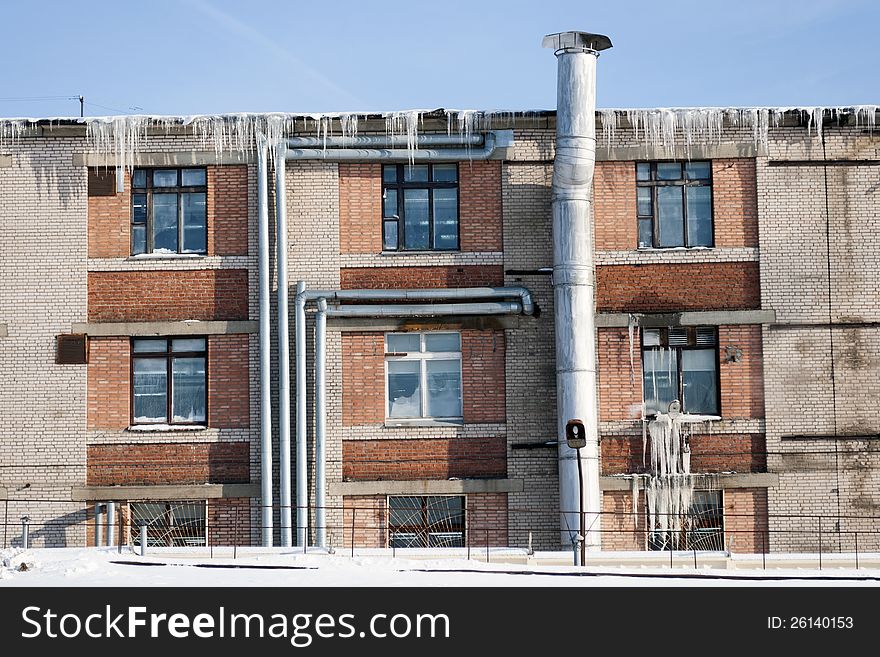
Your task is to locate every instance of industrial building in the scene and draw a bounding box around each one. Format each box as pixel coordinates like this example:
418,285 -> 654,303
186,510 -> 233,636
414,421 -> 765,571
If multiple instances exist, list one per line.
1,31 -> 878,555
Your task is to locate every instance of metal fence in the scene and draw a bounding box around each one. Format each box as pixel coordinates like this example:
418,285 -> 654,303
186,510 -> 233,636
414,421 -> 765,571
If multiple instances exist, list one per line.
3,498 -> 880,569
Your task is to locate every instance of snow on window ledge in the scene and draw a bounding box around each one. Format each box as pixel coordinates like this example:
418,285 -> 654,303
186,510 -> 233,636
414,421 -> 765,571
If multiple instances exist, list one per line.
126,424 -> 207,432
384,418 -> 464,429
128,252 -> 205,261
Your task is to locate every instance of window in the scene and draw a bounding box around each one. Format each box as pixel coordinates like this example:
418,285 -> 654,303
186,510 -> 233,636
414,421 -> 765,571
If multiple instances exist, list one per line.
131,168 -> 207,255
385,332 -> 462,421
382,164 -> 459,251
131,337 -> 207,425
648,490 -> 723,551
129,500 -> 207,547
388,496 -> 465,548
636,161 -> 712,248
642,327 -> 718,416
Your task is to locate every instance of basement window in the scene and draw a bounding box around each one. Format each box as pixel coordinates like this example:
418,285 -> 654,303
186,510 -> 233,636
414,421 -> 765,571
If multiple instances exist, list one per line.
385,332 -> 462,421
129,500 -> 207,547
636,161 -> 713,248
382,164 -> 459,251
131,337 -> 207,425
648,490 -> 723,551
388,496 -> 465,548
642,326 -> 718,416
131,168 -> 207,255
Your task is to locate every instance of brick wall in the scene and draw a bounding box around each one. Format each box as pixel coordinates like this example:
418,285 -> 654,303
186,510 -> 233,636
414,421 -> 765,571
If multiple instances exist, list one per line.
342,495 -> 387,548
87,338 -> 130,430
602,491 -> 645,550
594,162 -> 637,250
88,166 -> 248,258
466,493 -> 508,546
713,159 -> 759,248
88,170 -> 131,258
207,165 -> 248,256
601,433 -> 767,475
718,325 -> 764,418
341,265 -> 503,289
725,488 -> 768,553
208,497 -> 251,546
208,334 -> 250,428
598,328 -> 643,421
596,262 -> 760,312
343,436 -> 506,480
339,163 -> 382,254
341,329 -> 506,425
459,160 -> 502,251
88,269 -> 248,322
86,442 -> 249,485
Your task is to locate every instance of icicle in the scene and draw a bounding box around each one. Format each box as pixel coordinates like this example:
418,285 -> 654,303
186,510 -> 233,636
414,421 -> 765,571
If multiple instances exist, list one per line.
631,475 -> 639,522
627,314 -> 637,385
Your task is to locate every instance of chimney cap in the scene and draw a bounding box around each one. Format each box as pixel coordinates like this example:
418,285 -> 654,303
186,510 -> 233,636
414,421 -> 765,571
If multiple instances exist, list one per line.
542,31 -> 612,53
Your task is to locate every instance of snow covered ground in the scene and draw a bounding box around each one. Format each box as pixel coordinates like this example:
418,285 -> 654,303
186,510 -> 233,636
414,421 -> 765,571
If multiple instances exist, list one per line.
2,548 -> 879,587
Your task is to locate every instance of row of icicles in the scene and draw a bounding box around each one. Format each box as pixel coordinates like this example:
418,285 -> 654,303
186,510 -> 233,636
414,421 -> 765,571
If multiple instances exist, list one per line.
1,105 -> 878,170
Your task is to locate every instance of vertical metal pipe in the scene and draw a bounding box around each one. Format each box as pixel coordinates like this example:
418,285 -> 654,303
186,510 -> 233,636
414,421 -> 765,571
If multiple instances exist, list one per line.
295,281 -> 308,548
140,524 -> 147,556
276,143 -> 293,548
21,516 -> 29,550
94,504 -> 103,548
315,298 -> 328,548
106,501 -> 116,547
257,136 -> 274,546
544,32 -> 611,550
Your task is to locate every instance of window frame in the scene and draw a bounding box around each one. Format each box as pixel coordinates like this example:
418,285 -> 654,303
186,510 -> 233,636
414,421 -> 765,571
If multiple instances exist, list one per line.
640,326 -> 720,416
130,337 -> 208,426
130,167 -> 208,256
384,331 -> 463,423
381,163 -> 460,252
387,495 -> 466,548
636,161 -> 714,249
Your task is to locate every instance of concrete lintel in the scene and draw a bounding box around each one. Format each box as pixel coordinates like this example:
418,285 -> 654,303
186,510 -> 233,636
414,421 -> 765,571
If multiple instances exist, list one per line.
600,472 -> 779,491
327,316 -> 527,332
329,478 -> 524,497
71,483 -> 259,501
0,323 -> 7,338
597,142 -> 759,162
72,320 -> 258,337
596,309 -> 776,328
74,151 -> 254,167
0,155 -> 11,168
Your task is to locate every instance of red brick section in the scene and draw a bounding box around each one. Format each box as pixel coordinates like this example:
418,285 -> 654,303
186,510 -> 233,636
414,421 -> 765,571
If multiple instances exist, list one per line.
725,488 -> 768,553
339,163 -> 382,254
596,262 -> 760,312
208,334 -> 250,428
207,165 -> 249,256
342,493 -> 508,548
719,325 -> 764,419
598,328 -> 643,422
208,498 -> 251,546
341,333 -> 385,425
87,442 -> 249,486
88,269 -> 248,322
343,436 -> 506,480
88,338 -> 130,430
713,159 -> 758,248
594,162 -> 637,250
88,170 -> 131,258
601,433 -> 767,475
342,495 -> 387,548
602,491 -> 645,550
341,330 -> 505,425
341,265 -> 503,289
459,160 -> 502,252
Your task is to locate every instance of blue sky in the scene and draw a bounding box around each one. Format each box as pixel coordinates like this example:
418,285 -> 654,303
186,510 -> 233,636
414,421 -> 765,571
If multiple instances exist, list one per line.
1,0 -> 876,118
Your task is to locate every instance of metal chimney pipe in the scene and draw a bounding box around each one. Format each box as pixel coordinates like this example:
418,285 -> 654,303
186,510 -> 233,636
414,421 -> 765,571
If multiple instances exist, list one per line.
543,31 -> 612,550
